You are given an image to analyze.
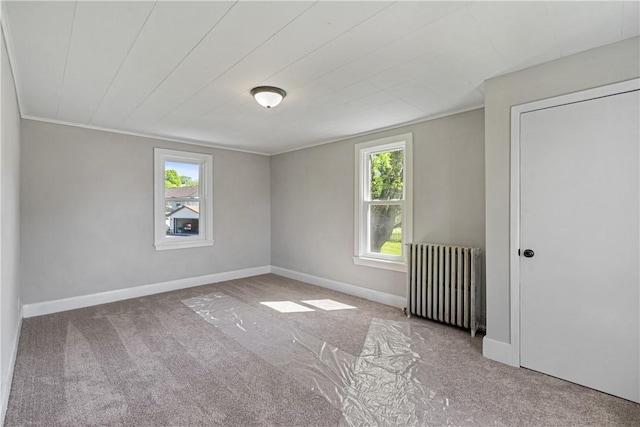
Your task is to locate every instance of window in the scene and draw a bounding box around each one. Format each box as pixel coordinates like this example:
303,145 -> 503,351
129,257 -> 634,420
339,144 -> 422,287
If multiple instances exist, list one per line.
154,148 -> 213,250
354,133 -> 412,271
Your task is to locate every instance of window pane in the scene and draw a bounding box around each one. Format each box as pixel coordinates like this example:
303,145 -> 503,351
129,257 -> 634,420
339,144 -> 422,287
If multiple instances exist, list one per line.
369,204 -> 402,255
166,201 -> 200,236
165,161 -> 199,189
155,148 -> 213,250
369,149 -> 403,201
164,160 -> 201,237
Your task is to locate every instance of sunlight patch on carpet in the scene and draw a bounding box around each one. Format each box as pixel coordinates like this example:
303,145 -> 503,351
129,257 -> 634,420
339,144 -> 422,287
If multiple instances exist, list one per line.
301,299 -> 356,311
260,301 -> 315,313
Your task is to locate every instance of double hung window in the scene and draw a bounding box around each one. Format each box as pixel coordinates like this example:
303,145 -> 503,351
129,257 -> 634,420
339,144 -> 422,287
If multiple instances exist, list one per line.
354,134 -> 412,271
154,148 -> 213,250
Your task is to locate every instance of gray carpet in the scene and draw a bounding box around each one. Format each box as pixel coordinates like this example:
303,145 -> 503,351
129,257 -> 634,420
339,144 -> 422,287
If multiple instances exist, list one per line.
4,274 -> 640,426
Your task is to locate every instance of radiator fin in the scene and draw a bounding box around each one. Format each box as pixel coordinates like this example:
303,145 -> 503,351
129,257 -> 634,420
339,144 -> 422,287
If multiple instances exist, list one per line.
406,243 -> 481,336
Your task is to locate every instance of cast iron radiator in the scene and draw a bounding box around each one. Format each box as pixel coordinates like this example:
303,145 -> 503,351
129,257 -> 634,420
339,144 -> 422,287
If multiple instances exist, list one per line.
406,243 -> 481,336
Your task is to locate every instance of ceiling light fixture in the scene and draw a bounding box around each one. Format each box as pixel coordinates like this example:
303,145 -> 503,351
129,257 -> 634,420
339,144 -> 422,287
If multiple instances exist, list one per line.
251,86 -> 286,108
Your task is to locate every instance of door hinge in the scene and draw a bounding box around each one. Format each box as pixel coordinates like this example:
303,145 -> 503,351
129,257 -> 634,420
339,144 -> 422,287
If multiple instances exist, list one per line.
518,249 -> 521,256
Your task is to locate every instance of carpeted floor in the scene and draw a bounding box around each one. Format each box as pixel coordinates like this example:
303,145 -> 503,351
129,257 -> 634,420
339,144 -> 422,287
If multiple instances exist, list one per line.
4,274 -> 640,426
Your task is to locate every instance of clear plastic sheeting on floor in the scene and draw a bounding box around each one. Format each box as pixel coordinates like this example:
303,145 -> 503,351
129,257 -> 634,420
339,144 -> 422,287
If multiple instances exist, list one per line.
183,293 -> 486,426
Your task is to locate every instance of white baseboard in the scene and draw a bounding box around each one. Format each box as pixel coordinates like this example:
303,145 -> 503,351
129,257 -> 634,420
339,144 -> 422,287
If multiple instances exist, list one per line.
271,266 -> 406,308
21,264 -> 405,318
483,336 -> 518,367
1,304 -> 23,425
22,265 -> 271,318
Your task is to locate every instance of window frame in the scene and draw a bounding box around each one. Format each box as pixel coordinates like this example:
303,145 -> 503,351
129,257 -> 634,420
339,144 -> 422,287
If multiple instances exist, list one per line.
154,148 -> 214,251
353,133 -> 413,272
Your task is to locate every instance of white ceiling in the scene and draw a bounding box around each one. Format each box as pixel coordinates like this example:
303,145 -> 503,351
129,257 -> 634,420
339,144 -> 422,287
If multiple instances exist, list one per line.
2,1 -> 638,155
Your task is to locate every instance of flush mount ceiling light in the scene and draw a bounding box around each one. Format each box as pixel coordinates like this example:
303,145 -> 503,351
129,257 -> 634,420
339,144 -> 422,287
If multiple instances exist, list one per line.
251,86 -> 286,108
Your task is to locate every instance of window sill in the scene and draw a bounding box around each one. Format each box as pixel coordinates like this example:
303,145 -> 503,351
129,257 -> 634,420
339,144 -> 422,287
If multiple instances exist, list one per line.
154,239 -> 214,251
352,256 -> 407,272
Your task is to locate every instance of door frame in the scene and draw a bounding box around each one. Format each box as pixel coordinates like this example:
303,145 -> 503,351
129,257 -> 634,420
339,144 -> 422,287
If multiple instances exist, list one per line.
509,78 -> 640,367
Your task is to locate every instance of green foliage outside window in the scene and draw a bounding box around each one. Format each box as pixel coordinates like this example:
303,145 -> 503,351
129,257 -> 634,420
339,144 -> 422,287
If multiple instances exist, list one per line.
165,169 -> 181,189
369,150 -> 403,253
370,150 -> 403,200
180,175 -> 199,187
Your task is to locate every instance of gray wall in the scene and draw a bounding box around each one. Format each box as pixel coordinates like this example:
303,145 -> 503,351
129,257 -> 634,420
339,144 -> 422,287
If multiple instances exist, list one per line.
271,109 -> 485,302
484,36 -> 640,345
1,33 -> 22,414
20,120 -> 271,304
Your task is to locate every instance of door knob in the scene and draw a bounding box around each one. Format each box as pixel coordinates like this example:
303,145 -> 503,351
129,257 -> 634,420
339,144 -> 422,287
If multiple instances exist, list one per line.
523,249 -> 535,258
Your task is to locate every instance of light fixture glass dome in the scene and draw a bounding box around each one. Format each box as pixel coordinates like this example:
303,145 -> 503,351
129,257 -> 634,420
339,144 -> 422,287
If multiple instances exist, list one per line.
251,86 -> 286,108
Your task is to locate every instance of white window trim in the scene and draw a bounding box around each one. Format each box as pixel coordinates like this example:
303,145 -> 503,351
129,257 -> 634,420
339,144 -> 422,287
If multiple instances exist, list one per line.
154,148 -> 214,251
353,133 -> 413,272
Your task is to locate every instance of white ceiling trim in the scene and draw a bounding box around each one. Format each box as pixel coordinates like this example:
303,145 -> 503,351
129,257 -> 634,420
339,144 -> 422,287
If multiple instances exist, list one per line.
21,114 -> 270,156
269,103 -> 485,156
22,102 -> 485,158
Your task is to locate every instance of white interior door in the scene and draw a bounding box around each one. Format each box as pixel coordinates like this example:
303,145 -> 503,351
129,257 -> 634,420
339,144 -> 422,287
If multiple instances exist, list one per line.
519,89 -> 640,402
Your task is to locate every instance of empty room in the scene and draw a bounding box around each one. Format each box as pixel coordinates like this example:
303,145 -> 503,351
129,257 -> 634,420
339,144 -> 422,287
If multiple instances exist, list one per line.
0,1 -> 639,426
